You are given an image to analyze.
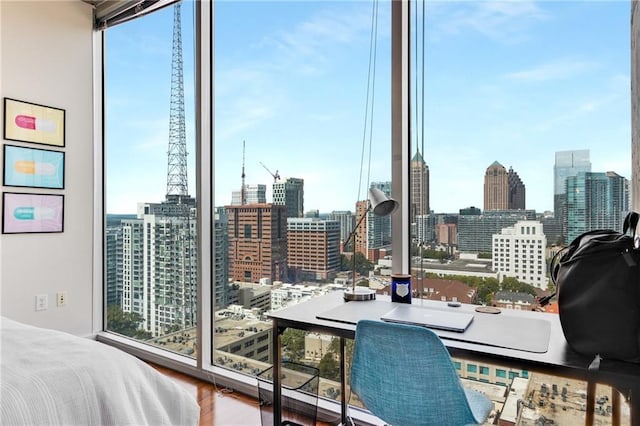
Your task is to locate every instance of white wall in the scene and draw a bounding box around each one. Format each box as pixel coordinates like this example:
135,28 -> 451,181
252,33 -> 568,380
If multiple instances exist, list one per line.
0,1 -> 95,336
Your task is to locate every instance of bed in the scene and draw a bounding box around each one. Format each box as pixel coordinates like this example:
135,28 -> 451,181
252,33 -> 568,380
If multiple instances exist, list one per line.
1,316 -> 200,426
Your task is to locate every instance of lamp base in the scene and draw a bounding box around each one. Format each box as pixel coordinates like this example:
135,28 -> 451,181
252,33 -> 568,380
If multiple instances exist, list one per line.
343,287 -> 376,302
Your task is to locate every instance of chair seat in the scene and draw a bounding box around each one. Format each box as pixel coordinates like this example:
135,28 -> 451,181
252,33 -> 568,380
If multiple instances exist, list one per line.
350,320 -> 493,426
464,387 -> 493,424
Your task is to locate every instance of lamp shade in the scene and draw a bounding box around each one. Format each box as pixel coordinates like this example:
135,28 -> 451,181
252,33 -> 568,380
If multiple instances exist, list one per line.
369,188 -> 398,217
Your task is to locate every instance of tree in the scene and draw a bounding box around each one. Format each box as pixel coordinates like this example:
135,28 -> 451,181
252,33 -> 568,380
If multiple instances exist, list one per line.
106,305 -> 151,340
281,329 -> 306,361
318,353 -> 340,381
421,248 -> 448,261
474,279 -> 500,305
500,276 -> 537,296
327,337 -> 355,382
340,252 -> 373,276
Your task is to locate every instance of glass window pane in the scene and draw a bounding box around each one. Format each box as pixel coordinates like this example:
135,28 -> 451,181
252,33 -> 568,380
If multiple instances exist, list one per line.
411,3 -> 630,422
213,0 -> 392,400
104,2 -> 198,357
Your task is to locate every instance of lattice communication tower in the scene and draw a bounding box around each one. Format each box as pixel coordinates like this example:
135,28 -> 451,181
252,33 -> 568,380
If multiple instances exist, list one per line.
165,2 -> 188,200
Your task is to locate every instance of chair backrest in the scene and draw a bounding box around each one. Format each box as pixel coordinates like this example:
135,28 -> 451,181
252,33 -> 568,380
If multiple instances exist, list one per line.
350,320 -> 483,425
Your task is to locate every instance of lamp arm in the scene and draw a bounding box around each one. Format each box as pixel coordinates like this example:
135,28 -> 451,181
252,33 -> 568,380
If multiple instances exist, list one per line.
344,205 -> 371,293
343,206 -> 370,251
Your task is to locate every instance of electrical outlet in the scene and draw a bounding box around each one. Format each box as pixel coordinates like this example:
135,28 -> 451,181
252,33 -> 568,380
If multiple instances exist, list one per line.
56,291 -> 67,307
35,294 -> 48,311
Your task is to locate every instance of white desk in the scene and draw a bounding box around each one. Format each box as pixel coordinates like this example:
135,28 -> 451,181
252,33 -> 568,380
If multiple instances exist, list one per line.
269,291 -> 640,426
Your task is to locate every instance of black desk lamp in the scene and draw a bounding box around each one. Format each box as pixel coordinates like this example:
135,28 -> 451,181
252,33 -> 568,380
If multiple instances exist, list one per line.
343,188 -> 399,301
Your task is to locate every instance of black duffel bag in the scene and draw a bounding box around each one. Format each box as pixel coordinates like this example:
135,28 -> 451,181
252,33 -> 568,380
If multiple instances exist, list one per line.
544,212 -> 640,363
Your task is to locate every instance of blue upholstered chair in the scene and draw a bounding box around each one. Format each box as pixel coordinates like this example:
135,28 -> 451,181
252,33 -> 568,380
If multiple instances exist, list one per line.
350,320 -> 492,426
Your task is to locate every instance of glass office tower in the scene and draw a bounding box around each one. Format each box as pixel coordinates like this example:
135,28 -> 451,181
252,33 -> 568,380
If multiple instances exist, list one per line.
554,150 -> 591,242
566,171 -> 629,242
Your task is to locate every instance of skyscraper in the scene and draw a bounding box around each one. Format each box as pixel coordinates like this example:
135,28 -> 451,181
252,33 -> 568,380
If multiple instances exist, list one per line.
214,207 -> 229,310
117,205 -> 197,337
327,210 -> 355,246
231,184 -> 266,205
414,214 -> 437,244
105,225 -> 123,307
492,220 -> 547,289
287,217 -> 340,281
553,150 -> 591,234
226,203 -> 288,283
484,161 -> 509,211
507,167 -> 525,210
458,210 -> 537,253
410,149 -> 429,222
566,171 -> 629,242
119,199 -> 197,336
272,177 -> 304,218
353,200 -> 368,258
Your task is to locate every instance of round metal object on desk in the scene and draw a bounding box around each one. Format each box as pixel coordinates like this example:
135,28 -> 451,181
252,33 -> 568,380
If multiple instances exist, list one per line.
343,287 -> 377,301
475,306 -> 501,314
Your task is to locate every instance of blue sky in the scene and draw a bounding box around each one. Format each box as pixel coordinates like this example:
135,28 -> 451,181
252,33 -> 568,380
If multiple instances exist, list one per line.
106,1 -> 631,215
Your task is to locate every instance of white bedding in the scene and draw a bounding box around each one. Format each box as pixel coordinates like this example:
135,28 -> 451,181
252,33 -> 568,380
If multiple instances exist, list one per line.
1,317 -> 200,426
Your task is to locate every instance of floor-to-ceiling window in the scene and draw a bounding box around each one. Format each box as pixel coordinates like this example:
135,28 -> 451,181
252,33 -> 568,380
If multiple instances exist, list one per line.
104,1 -> 199,357
409,2 -> 632,424
212,0 -> 393,404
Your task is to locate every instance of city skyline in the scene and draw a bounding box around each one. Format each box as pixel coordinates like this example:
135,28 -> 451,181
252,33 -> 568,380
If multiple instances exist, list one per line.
106,1 -> 631,216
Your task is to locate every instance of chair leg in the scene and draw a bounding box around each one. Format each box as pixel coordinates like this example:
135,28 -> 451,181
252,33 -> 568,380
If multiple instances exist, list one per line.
585,379 -> 595,426
340,337 -> 347,426
611,387 -> 620,426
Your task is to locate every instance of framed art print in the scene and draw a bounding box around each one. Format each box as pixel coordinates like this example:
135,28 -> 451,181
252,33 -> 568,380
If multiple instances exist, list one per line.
3,98 -> 65,147
2,192 -> 64,234
3,144 -> 64,189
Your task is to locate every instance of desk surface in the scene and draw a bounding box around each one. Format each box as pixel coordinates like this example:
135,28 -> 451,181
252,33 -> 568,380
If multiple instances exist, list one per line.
317,300 -> 550,353
269,291 -> 640,390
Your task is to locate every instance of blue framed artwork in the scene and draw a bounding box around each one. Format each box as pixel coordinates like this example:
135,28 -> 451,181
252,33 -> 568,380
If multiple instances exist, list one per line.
3,144 -> 64,189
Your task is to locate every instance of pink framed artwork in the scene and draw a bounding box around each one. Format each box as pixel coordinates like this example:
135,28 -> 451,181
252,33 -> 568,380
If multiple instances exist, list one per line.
2,192 -> 64,234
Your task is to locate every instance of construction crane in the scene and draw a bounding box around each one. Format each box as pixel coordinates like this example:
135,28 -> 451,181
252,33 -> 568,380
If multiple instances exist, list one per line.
260,162 -> 281,183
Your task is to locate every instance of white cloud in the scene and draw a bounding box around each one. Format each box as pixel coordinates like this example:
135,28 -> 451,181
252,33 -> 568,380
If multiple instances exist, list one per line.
258,4 -> 386,74
504,59 -> 599,81
427,0 -> 551,44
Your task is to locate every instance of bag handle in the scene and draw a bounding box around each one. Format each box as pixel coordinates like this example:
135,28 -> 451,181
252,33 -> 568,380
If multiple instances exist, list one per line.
549,246 -> 568,286
623,211 -> 639,234
537,293 -> 554,307
623,211 -> 639,249
538,247 -> 569,307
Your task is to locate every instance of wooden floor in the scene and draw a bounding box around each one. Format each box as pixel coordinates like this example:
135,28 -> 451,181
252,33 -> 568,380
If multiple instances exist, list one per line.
152,364 -> 333,426
151,364 -> 264,425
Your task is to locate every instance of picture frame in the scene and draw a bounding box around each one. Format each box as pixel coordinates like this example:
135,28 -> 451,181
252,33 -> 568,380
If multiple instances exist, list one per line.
2,192 -> 64,234
3,144 -> 65,189
3,98 -> 65,147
